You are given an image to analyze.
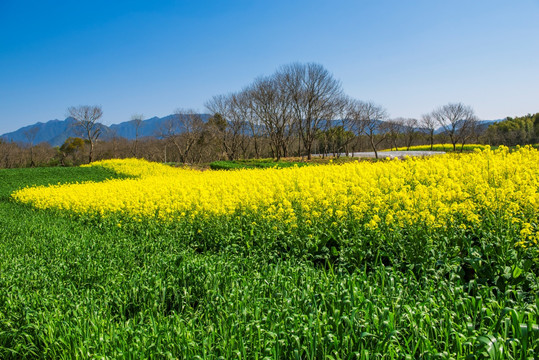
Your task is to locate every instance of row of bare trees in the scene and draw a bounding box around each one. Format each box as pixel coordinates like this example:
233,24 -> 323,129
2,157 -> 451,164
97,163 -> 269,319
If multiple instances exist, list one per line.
206,63 -> 388,160
0,110 -> 481,169
203,63 -> 481,160
1,63 -> 485,168
420,103 -> 479,151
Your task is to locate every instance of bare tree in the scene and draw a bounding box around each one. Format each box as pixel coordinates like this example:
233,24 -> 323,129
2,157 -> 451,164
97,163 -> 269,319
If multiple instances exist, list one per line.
229,92 -> 253,159
431,103 -> 477,151
420,113 -> 437,150
206,93 -> 249,160
177,110 -> 206,163
384,119 -> 403,151
33,142 -> 56,166
106,128 -> 120,159
328,96 -> 356,156
156,117 -> 179,162
343,98 -> 369,153
459,116 -> 481,150
277,63 -> 344,160
131,114 -> 144,157
23,127 -> 39,166
396,118 -> 419,150
67,105 -> 103,163
247,76 -> 294,160
0,140 -> 22,168
355,101 -> 388,158
232,89 -> 263,158
157,110 -> 205,163
237,89 -> 264,158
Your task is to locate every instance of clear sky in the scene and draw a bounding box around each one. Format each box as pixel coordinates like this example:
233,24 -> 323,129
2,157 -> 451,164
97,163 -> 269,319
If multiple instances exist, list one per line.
1,0 -> 538,134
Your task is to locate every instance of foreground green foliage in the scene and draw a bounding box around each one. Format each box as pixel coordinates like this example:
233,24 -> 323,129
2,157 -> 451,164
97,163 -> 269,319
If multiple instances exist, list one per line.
1,166 -> 538,358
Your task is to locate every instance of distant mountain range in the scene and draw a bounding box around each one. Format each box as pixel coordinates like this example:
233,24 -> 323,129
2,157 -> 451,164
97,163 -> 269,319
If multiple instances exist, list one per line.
0,114 -> 208,147
0,116 -> 504,147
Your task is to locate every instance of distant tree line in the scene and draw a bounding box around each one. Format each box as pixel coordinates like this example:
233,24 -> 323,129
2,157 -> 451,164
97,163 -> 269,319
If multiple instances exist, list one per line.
203,63 -> 483,160
0,63 -> 536,169
485,113 -> 539,146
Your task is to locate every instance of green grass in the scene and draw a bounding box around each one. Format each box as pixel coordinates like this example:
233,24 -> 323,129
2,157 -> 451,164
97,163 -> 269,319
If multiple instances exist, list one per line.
209,158 -> 310,170
0,166 -> 130,200
208,157 -> 365,170
1,166 -> 538,358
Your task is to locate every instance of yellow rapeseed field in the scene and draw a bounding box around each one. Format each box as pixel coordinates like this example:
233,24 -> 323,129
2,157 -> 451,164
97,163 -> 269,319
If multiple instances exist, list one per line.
12,146 -> 539,248
384,143 -> 489,152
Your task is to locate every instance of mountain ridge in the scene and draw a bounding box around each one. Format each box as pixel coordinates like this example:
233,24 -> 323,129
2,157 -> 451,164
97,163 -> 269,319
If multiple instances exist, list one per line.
0,114 -> 208,146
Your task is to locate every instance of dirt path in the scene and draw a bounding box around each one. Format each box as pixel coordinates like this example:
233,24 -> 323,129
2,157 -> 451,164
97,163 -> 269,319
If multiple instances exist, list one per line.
312,151 -> 446,159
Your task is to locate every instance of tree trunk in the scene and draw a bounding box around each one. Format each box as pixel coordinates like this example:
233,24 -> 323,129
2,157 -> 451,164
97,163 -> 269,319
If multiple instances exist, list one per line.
370,136 -> 378,159
253,137 -> 260,158
29,146 -> 35,167
89,141 -> 94,163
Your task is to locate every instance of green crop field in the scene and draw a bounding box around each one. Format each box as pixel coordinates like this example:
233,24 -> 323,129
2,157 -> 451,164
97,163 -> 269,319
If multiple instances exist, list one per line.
1,156 -> 539,358
209,158 -> 309,170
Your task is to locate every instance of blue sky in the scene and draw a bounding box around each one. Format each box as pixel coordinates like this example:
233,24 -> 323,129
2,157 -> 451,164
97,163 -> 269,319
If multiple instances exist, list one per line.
1,0 -> 538,134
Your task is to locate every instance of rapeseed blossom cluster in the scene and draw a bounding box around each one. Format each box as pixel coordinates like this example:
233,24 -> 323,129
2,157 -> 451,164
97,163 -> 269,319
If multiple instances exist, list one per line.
12,146 -> 539,250
385,144 -> 489,152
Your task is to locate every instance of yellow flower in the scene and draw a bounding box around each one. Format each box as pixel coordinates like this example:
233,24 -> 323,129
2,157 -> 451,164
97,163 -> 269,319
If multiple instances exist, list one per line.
10,147 -> 539,258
